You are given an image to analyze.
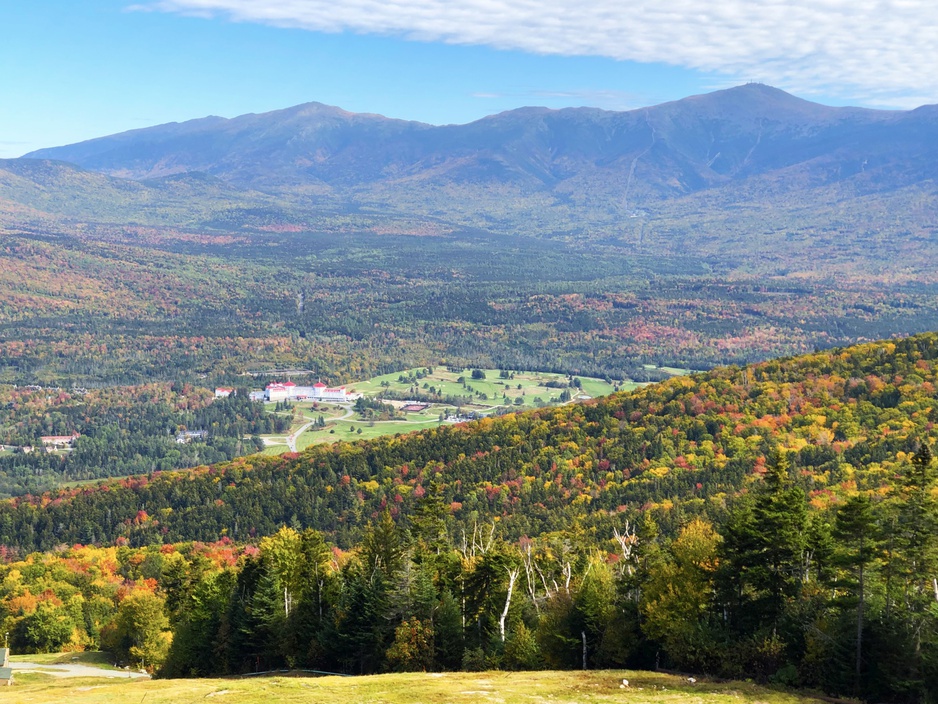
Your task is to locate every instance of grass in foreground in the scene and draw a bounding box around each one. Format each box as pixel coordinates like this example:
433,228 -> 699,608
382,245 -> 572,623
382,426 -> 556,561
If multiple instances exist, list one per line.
5,669 -> 832,704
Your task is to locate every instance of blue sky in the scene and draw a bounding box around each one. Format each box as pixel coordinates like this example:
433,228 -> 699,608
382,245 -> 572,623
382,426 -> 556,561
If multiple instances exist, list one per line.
2,0 -> 936,158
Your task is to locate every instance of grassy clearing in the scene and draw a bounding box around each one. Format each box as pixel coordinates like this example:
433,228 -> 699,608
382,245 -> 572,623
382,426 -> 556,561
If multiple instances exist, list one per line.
4,669 -> 831,704
642,364 -> 695,376
9,651 -> 118,669
351,367 -> 624,409
256,367 -> 645,455
307,419 -> 442,446
658,366 -> 694,376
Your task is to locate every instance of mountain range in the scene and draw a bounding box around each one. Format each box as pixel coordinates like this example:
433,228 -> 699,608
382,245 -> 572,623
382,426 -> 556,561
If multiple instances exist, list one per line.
2,83 -> 936,251
22,83 -> 938,194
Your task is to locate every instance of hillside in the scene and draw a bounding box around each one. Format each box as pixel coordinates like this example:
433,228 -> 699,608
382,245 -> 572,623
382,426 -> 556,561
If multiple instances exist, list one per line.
2,334 -> 937,701
3,332 -> 937,550
0,158 -> 286,226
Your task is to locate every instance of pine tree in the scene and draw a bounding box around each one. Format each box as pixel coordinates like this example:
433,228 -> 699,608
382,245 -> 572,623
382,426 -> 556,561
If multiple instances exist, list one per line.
361,511 -> 405,578
411,480 -> 448,556
720,449 -> 808,633
832,494 -> 878,692
899,443 -> 937,603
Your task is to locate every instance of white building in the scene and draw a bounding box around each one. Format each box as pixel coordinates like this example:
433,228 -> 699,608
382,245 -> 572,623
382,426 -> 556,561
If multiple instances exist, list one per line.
40,433 -> 80,448
214,387 -> 234,398
265,382 -> 291,402
264,381 -> 348,403
312,381 -> 348,402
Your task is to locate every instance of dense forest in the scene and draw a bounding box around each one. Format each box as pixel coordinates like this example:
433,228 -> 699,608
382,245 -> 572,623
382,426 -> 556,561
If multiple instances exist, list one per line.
0,384 -> 289,497
1,450 -> 936,702
4,333 -> 938,550
2,223 -> 938,391
1,334 -> 938,700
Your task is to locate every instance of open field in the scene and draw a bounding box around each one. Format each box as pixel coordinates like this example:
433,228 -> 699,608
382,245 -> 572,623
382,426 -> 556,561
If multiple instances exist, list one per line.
256,367 -> 645,454
351,367 -> 632,408
10,651 -> 120,669
307,418 -> 443,446
4,669 -> 831,704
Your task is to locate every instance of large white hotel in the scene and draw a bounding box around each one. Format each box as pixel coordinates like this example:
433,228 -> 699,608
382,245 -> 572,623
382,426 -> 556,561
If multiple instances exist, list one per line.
264,381 -> 348,403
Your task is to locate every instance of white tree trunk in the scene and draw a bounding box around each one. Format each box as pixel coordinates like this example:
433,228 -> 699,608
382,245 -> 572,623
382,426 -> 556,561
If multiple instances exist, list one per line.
499,568 -> 520,642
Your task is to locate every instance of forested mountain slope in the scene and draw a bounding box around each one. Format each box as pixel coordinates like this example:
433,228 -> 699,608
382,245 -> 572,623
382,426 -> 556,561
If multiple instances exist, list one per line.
2,332 -> 937,551
3,334 -> 938,702
17,85 -> 938,239
4,88 -> 938,391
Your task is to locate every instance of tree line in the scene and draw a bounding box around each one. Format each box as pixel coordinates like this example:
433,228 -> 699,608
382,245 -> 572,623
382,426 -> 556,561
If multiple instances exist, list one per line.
0,386 -> 290,497
2,441 -> 935,703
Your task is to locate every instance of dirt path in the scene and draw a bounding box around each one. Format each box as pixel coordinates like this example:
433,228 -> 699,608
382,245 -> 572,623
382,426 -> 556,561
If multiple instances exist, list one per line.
10,661 -> 150,678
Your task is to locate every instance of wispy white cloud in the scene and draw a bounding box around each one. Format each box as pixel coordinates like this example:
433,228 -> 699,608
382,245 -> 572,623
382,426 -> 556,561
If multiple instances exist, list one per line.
141,0 -> 938,107
471,88 -> 639,110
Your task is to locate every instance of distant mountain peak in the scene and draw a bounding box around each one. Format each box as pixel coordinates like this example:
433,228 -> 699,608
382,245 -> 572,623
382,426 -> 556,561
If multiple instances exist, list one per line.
18,84 -> 934,199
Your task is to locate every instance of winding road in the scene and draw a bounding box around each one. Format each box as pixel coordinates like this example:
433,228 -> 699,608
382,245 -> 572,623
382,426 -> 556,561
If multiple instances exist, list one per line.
284,405 -> 355,452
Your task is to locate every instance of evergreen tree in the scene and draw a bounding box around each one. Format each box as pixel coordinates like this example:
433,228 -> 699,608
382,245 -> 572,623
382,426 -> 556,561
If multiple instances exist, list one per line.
832,493 -> 878,692
410,480 -> 449,556
361,511 -> 405,578
720,450 -> 808,641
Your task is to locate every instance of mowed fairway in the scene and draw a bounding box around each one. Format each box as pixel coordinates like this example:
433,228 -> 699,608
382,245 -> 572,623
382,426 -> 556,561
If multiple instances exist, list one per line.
308,419 -> 441,447
256,367 -> 649,455
352,367 -> 634,409
6,669 -> 830,704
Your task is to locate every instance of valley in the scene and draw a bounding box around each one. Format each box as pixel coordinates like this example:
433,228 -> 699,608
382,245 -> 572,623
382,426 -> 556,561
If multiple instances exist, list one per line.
1,84 -> 938,702
2,85 -> 938,399
258,366 -> 629,455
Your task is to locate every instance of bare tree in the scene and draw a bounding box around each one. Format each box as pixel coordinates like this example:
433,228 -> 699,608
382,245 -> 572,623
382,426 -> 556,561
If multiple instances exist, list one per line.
499,567 -> 520,642
613,521 -> 639,576
460,521 -> 497,560
520,537 -> 541,612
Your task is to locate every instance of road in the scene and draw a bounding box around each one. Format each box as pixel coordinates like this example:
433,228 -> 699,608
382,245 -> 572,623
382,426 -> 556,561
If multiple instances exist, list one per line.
284,405 -> 355,452
285,420 -> 314,452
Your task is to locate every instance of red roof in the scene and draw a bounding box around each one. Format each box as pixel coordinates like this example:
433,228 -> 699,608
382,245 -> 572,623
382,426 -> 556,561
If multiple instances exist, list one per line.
314,382 -> 327,388
266,383 -> 286,390
284,381 -> 296,387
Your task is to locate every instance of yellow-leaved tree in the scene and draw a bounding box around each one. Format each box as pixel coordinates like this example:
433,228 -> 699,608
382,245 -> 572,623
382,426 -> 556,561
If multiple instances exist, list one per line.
641,518 -> 720,671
